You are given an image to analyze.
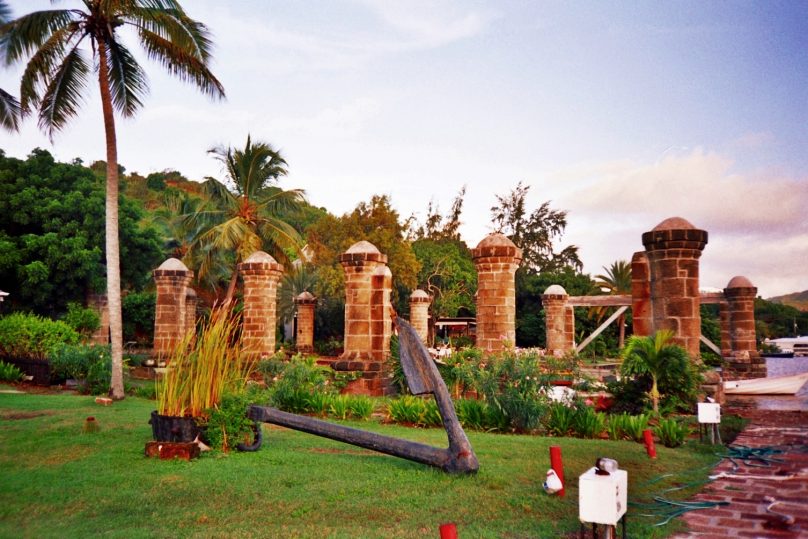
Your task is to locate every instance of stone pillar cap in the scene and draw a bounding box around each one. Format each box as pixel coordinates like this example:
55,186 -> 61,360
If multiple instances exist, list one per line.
295,290 -> 316,303
410,289 -> 430,302
651,216 -> 697,231
543,284 -> 568,296
726,275 -> 754,289
156,257 -> 190,271
346,240 -> 381,254
244,250 -> 278,264
471,232 -> 523,260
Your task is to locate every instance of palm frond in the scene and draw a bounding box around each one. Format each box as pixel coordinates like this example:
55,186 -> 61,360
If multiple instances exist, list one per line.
127,4 -> 213,62
201,177 -> 237,208
18,23 -> 82,112
0,86 -> 21,130
0,1 -> 12,25
256,188 -> 306,216
104,37 -> 147,117
138,28 -> 224,99
0,9 -> 77,65
38,45 -> 89,139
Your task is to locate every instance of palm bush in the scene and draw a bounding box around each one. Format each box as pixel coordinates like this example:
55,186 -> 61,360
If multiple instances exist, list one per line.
347,396 -> 374,420
571,407 -> 606,439
655,417 -> 690,448
329,395 -> 351,420
546,403 -> 577,437
156,308 -> 251,418
0,360 -> 23,382
624,413 -> 652,442
387,396 -> 427,425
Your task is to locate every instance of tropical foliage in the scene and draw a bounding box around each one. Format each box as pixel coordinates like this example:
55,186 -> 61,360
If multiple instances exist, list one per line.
594,259 -> 632,348
1,0 -> 225,399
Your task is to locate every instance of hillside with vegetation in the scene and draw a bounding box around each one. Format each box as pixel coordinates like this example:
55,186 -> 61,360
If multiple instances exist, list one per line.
767,290 -> 808,312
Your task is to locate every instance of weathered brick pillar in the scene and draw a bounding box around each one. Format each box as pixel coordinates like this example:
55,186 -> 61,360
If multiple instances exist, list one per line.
630,251 -> 652,337
409,290 -> 431,344
340,241 -> 386,361
724,276 -> 765,379
184,287 -> 197,337
543,285 -> 574,356
642,217 -> 708,358
238,251 -> 283,360
370,264 -> 393,360
153,258 -> 194,358
295,291 -> 316,353
87,292 -> 109,345
472,233 -> 522,352
719,301 -> 731,357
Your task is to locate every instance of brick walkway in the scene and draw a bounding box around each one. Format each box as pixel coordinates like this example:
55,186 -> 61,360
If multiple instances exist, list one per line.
671,406 -> 808,538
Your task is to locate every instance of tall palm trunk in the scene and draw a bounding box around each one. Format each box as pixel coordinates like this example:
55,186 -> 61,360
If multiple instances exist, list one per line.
98,39 -> 125,400
617,312 -> 626,349
224,270 -> 238,305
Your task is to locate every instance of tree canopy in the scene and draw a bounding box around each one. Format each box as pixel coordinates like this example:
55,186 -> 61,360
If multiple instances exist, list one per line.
0,149 -> 163,316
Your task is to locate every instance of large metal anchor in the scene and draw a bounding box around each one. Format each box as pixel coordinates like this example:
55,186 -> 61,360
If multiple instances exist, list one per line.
247,315 -> 479,474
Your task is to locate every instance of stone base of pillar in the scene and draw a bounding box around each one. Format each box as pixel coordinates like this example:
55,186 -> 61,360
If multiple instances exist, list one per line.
295,344 -> 314,353
725,353 -> 767,380
701,369 -> 725,404
338,370 -> 394,397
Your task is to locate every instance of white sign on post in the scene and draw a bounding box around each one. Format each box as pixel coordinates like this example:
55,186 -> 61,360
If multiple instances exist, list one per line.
697,402 -> 721,424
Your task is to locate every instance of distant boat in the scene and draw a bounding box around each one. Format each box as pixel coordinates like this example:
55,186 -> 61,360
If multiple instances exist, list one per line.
724,372 -> 808,395
764,336 -> 808,356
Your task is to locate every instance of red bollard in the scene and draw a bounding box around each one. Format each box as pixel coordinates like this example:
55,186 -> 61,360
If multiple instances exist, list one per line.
643,428 -> 657,458
439,522 -> 458,539
549,445 -> 565,497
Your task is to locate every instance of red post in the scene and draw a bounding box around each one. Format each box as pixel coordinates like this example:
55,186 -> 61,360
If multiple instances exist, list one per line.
549,445 -> 565,497
439,522 -> 458,539
643,428 -> 657,458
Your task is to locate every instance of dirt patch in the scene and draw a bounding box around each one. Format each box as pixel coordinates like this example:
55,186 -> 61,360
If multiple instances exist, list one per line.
0,410 -> 55,420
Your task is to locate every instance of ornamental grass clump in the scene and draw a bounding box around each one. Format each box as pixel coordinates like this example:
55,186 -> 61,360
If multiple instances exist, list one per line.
156,308 -> 251,418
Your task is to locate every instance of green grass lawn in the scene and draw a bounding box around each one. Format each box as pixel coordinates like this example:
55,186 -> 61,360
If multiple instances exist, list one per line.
0,388 -> 719,538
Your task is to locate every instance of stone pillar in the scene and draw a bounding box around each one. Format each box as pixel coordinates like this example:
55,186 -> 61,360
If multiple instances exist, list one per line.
472,233 -> 522,352
630,251 -> 652,337
543,285 -> 574,356
719,301 -> 731,357
294,291 -> 316,353
153,258 -> 194,358
642,217 -> 708,358
724,276 -> 765,379
340,241 -> 387,361
409,290 -> 431,344
87,292 -> 109,345
370,264 -> 393,360
238,251 -> 283,360
184,287 -> 197,337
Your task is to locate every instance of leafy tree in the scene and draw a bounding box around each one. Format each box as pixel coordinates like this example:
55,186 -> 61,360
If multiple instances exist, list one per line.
2,0 -> 225,399
411,238 -> 476,319
411,185 -> 466,241
0,149 -> 163,316
307,195 -> 420,311
755,297 -> 808,339
594,260 -> 632,349
191,135 -> 306,303
620,330 -> 691,414
491,181 -> 581,273
278,263 -> 317,327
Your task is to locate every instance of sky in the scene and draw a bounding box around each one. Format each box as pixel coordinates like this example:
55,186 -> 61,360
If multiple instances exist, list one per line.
1,1 -> 807,298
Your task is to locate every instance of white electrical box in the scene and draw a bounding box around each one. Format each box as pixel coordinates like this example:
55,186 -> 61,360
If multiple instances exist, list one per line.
578,467 -> 627,526
697,402 -> 721,424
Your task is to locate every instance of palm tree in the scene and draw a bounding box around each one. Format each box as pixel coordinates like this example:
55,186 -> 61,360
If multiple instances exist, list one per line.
0,1 -> 20,131
1,1 -> 225,399
620,330 -> 689,413
192,135 -> 306,304
595,259 -> 632,349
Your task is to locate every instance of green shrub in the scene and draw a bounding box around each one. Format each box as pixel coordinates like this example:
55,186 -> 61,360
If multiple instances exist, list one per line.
329,394 -> 351,420
62,302 -> 100,338
572,406 -> 606,439
624,413 -> 651,442
455,398 -> 488,430
546,403 -> 576,437
606,413 -> 631,441
49,343 -> 111,394
347,395 -> 374,420
306,392 -> 333,417
205,389 -> 260,452
133,381 -> 156,400
388,396 -> 427,425
0,313 -> 80,361
0,360 -> 24,382
122,291 -> 155,344
264,355 -> 335,413
655,417 -> 690,448
422,400 -> 442,427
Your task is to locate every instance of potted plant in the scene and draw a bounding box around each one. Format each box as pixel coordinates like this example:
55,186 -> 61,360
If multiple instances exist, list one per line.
152,308 -> 251,443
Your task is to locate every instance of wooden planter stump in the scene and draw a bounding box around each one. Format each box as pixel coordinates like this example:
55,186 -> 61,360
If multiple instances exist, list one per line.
145,441 -> 200,461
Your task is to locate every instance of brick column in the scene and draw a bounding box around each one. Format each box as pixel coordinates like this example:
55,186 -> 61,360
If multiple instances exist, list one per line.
339,241 -> 386,362
642,217 -> 708,358
409,290 -> 431,344
543,285 -> 574,356
184,287 -> 197,337
87,292 -> 109,345
472,233 -> 522,352
238,251 -> 283,360
630,251 -> 652,337
153,258 -> 194,358
719,301 -> 731,357
724,276 -> 765,379
295,291 -> 316,353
